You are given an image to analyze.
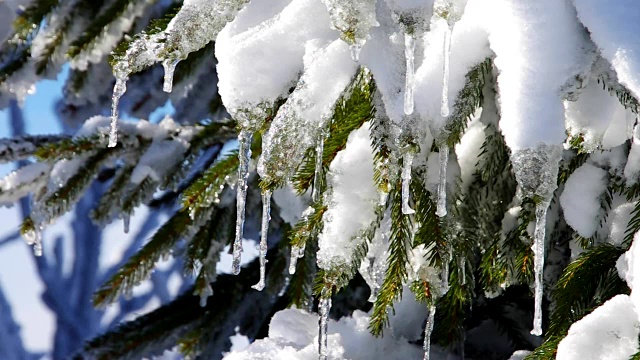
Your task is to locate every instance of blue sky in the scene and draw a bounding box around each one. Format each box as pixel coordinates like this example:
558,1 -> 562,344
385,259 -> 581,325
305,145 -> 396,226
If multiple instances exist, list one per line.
0,69 -> 67,352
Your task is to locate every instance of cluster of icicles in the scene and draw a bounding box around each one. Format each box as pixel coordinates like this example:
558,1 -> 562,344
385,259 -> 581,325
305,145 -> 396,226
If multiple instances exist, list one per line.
102,8 -> 553,360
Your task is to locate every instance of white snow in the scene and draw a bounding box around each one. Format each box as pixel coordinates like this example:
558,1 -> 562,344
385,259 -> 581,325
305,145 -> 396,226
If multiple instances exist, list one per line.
317,123 -> 378,270
0,163 -> 50,206
559,163 -> 608,238
258,39 -> 358,182
272,186 -> 309,225
617,231 -> 640,316
488,0 -> 591,151
574,0 -> 640,100
455,112 -> 485,189
556,294 -> 639,360
564,79 -> 632,152
625,125 -> 640,184
223,308 -> 426,360
216,0 -> 337,130
608,202 -> 634,246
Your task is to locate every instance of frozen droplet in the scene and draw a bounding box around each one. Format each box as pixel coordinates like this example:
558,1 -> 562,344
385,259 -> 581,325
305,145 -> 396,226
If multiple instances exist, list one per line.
531,200 -> 549,336
162,59 -> 180,93
123,213 -> 130,234
318,287 -> 332,360
23,225 -> 43,257
436,145 -> 449,217
402,151 -> 415,215
252,189 -> 271,291
404,32 -> 416,116
350,43 -> 362,62
109,77 -> 127,148
312,131 -> 325,203
423,304 -> 436,360
33,241 -> 43,257
289,243 -> 306,275
232,129 -> 253,275
440,26 -> 452,118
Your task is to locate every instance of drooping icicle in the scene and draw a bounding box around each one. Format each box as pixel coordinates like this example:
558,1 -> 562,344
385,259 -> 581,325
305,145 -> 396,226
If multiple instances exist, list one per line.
232,129 -> 253,275
404,32 -> 416,115
436,145 -> 449,217
440,25 -> 452,118
162,59 -> 180,93
289,243 -> 306,275
531,200 -> 550,336
109,77 -> 127,148
402,151 -> 415,214
252,189 -> 272,291
458,255 -> 466,285
350,44 -> 362,62
510,145 -> 562,336
441,251 -> 449,290
123,212 -> 130,234
312,131 -> 325,203
318,287 -> 332,360
423,304 -> 436,360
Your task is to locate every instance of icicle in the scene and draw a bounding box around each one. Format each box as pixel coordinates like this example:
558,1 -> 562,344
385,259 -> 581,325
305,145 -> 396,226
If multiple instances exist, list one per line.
232,129 -> 253,275
458,255 -> 466,285
442,253 -> 449,290
312,131 -> 325,203
531,200 -> 550,336
23,225 -> 43,257
511,145 -> 562,336
436,145 -> 449,217
109,77 -> 127,148
162,59 -> 179,93
402,151 -> 415,214
199,282 -> 213,307
423,304 -> 436,360
252,189 -> 272,291
404,32 -> 416,115
318,287 -> 332,360
123,212 -> 130,234
440,25 -> 452,118
289,243 -> 306,275
350,44 -> 362,62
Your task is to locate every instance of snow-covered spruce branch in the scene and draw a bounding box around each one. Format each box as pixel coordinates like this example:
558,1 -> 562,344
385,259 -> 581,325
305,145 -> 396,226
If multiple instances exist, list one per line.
4,0 -> 640,358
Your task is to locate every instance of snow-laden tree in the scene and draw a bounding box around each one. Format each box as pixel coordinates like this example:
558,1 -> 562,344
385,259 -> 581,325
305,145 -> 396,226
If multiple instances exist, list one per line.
1,0 -> 640,359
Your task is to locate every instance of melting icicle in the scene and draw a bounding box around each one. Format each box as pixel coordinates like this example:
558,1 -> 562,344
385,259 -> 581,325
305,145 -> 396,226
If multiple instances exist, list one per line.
253,189 -> 272,291
423,304 -> 436,360
511,145 -> 562,336
123,213 -> 130,234
402,151 -> 415,215
404,32 -> 416,115
312,131 -> 325,203
440,26 -> 452,118
109,77 -> 127,147
232,129 -> 253,275
318,287 -> 332,360
458,255 -> 466,285
198,282 -> 213,307
350,44 -> 362,62
442,255 -> 449,290
289,244 -> 306,275
436,145 -> 449,217
162,59 -> 179,93
531,200 -> 550,336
